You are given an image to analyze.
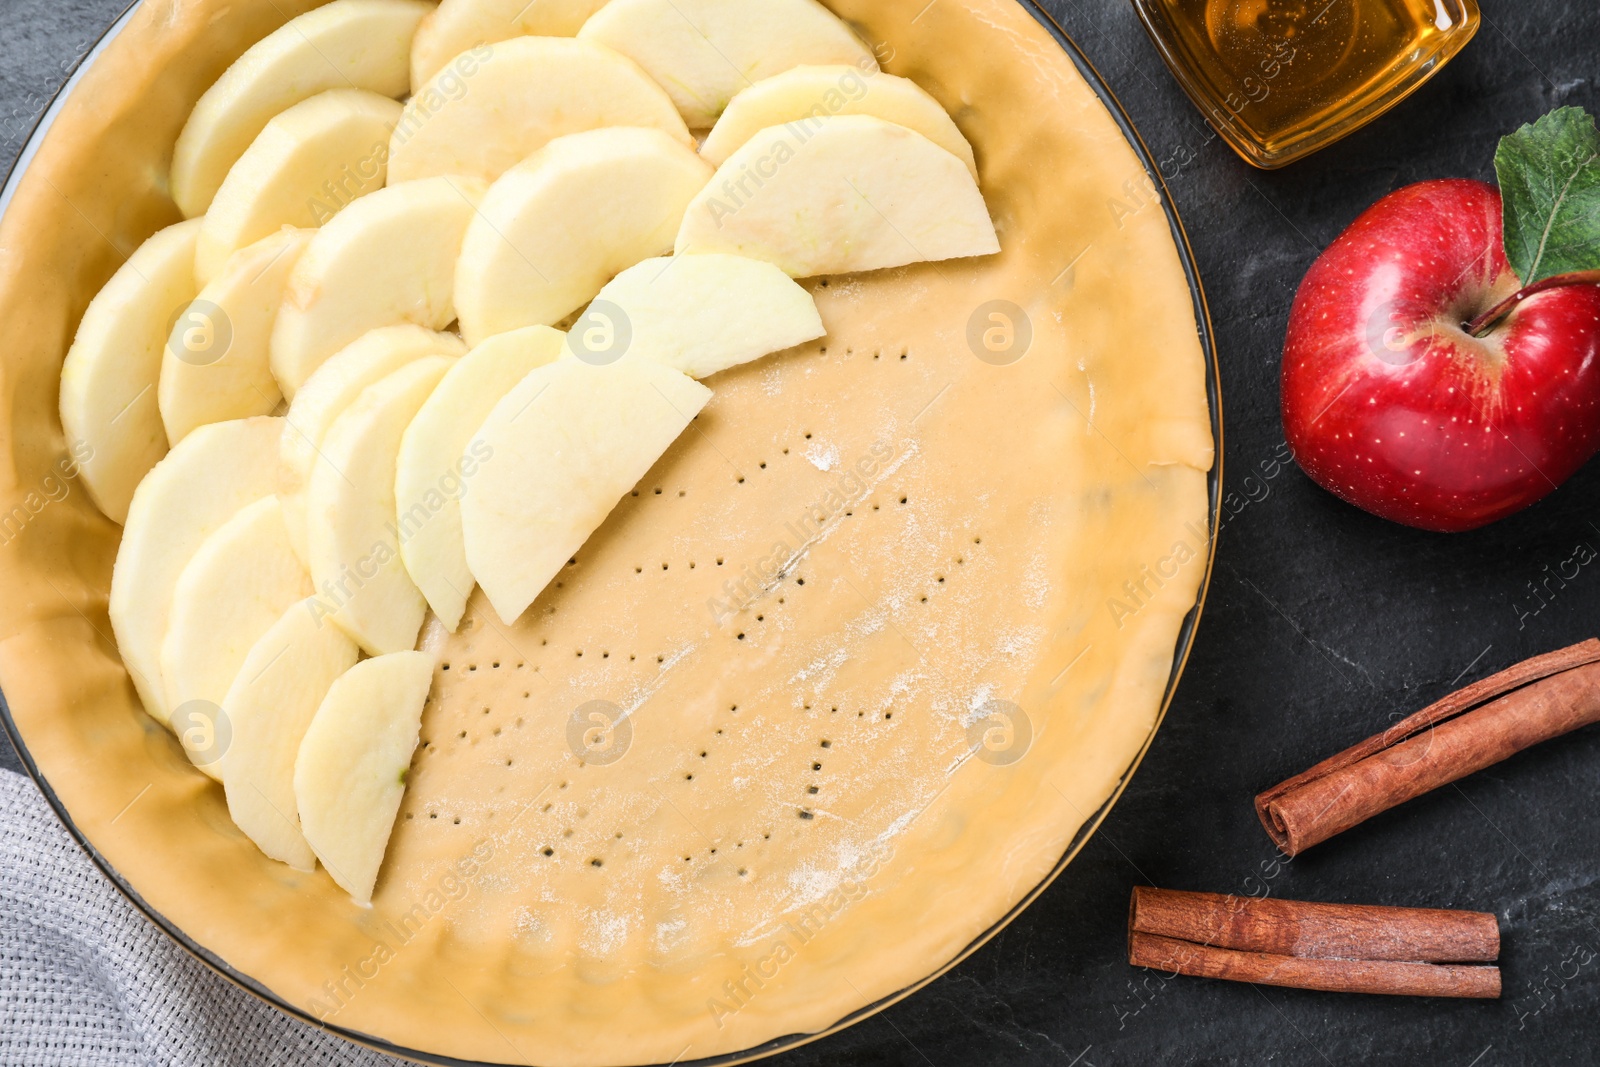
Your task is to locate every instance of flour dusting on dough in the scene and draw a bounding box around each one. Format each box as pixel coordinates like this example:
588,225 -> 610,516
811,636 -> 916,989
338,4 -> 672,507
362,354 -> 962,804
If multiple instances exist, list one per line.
655,917 -> 687,952
963,685 -> 998,727
583,910 -> 631,956
805,442 -> 840,472
1023,552 -> 1050,610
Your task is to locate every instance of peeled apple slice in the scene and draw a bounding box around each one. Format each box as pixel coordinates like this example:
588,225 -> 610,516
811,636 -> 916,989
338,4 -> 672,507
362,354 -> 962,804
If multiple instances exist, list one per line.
295,651 -> 434,904
578,0 -> 877,128
222,599 -> 359,871
307,357 -> 453,656
454,127 -> 711,344
462,358 -> 712,624
397,327 -> 565,631
702,65 -> 978,178
279,326 -> 466,564
270,176 -> 485,396
59,219 -> 202,524
171,0 -> 432,217
196,90 -> 403,284
111,417 -> 286,729
575,253 -> 823,379
161,496 -> 313,779
676,114 -> 999,278
409,0 -> 612,90
387,36 -> 690,186
160,227 -> 312,446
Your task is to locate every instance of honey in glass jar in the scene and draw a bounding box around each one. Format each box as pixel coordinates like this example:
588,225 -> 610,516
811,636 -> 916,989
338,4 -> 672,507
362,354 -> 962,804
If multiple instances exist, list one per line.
1130,0 -> 1480,168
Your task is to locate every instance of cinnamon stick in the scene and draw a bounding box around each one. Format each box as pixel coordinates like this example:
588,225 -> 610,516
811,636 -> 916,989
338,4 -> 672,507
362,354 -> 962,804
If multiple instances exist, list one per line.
1129,887 -> 1500,998
1130,934 -> 1501,998
1256,639 -> 1600,856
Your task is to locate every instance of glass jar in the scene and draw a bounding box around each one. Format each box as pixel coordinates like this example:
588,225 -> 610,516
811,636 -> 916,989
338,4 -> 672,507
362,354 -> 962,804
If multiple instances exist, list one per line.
1130,0 -> 1480,168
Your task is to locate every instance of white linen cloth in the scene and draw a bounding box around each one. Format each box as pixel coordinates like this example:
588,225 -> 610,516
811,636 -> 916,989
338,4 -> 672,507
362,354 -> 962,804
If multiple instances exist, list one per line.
0,769 -> 407,1067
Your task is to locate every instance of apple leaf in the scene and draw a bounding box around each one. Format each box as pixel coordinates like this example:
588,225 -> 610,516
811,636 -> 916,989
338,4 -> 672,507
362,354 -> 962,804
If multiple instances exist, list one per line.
1495,107 -> 1600,285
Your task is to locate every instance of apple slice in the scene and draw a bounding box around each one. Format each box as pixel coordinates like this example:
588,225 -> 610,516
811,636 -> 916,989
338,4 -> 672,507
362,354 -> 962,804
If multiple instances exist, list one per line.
462,357 -> 711,624
111,417 -> 285,729
387,36 -> 690,186
577,0 -> 877,129
702,65 -> 978,178
397,327 -> 565,631
280,326 -> 466,564
676,115 -> 999,278
222,598 -> 360,870
573,253 -> 823,378
59,219 -> 202,524
409,0 -> 612,90
294,651 -> 434,904
171,0 -> 431,218
196,90 -> 403,285
160,227 -> 313,446
162,496 -> 313,779
454,127 -> 711,344
307,357 -> 454,656
270,176 -> 485,396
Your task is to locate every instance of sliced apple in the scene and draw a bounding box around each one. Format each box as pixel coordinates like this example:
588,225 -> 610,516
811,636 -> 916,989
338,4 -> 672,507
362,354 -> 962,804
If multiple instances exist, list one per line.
574,253 -> 823,378
196,90 -> 403,285
410,0 -> 612,90
387,36 -> 690,186
270,176 -> 484,396
222,599 -> 360,871
280,326 -> 466,563
578,0 -> 877,129
111,417 -> 285,729
295,651 -> 434,904
59,219 -> 202,524
159,228 -> 312,446
454,127 -> 711,345
702,65 -> 978,178
677,114 -> 999,278
462,357 -> 711,624
171,0 -> 432,218
162,496 -> 312,779
395,327 -> 565,632
308,357 -> 453,656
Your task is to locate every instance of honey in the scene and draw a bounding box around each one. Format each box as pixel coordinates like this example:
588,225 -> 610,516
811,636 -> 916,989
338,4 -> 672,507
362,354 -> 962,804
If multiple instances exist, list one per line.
1130,0 -> 1480,168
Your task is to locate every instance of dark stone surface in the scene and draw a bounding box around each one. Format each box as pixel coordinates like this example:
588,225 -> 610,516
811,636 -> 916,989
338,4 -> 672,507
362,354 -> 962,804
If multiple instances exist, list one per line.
4,1 -> 1599,1064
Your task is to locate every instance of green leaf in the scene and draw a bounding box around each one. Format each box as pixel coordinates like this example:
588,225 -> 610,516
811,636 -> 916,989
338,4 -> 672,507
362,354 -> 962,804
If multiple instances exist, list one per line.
1495,106 -> 1600,285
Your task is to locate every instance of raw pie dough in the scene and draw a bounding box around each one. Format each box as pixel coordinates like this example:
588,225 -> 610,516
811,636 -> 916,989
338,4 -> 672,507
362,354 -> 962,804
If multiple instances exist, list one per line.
0,1 -> 1215,1064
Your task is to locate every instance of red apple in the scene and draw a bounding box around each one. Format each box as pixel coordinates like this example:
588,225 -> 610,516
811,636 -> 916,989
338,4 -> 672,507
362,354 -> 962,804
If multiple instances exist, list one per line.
1281,178 -> 1600,533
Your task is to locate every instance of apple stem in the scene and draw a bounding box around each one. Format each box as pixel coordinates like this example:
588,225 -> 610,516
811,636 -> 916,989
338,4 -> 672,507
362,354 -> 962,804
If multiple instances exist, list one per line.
1465,269 -> 1600,338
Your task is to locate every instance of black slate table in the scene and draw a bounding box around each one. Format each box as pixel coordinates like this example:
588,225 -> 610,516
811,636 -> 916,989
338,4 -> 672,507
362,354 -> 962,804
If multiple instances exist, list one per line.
4,1 -> 1598,1063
